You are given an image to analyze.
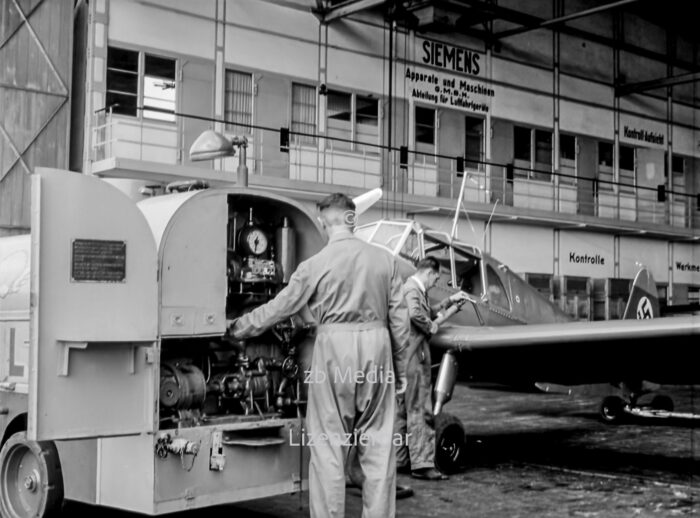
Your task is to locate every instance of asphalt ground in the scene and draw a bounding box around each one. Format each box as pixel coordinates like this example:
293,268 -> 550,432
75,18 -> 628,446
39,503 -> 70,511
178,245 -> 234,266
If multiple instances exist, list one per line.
66,382 -> 700,517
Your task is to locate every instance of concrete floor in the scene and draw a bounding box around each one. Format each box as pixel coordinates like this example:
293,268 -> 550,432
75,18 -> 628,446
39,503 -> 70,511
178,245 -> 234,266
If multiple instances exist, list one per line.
67,382 -> 700,517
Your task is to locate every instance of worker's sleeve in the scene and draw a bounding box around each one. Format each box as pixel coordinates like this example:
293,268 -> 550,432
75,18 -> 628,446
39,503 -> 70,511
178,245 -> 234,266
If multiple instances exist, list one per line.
232,260 -> 315,339
405,286 -> 433,336
388,263 -> 410,379
430,297 -> 452,319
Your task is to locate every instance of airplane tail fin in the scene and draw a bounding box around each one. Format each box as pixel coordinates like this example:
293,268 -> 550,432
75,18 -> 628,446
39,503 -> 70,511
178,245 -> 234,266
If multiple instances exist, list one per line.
622,268 -> 659,319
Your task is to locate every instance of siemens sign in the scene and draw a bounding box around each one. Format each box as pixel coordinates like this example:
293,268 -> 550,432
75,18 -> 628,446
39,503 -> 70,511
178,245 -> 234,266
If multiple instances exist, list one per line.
419,38 -> 483,77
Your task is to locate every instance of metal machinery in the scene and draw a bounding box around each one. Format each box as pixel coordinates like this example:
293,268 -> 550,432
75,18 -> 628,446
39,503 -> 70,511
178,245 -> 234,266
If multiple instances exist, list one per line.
0,168 -> 326,517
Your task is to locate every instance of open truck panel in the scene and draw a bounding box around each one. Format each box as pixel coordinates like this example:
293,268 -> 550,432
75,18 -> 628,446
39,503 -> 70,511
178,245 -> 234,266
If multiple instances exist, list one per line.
0,168 -> 323,516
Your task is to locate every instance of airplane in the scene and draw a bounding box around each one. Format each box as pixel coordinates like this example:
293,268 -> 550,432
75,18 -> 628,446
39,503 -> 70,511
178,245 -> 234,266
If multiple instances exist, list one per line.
353,209 -> 700,473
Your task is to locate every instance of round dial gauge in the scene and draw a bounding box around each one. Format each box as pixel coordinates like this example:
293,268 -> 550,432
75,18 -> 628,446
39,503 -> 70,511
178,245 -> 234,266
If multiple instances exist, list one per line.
240,227 -> 269,256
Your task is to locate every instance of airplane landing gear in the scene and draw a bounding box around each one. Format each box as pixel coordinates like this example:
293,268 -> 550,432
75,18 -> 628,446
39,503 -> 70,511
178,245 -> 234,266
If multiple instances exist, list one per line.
599,387 -> 680,424
599,396 -> 626,423
434,412 -> 466,474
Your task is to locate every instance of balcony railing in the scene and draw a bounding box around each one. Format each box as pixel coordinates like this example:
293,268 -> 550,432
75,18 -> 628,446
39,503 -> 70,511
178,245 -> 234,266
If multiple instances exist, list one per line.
90,111 -> 698,231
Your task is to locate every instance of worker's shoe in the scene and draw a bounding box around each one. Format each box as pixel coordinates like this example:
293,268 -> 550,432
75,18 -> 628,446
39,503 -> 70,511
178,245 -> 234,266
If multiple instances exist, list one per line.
411,467 -> 448,480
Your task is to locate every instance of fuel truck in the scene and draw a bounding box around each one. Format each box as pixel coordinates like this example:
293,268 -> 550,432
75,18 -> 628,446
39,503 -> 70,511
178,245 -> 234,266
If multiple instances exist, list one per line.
0,167 -> 326,517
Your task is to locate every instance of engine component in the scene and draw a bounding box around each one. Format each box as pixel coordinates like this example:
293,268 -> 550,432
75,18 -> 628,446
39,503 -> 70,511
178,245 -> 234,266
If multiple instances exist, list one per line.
155,433 -> 200,472
276,217 -> 296,283
241,257 -> 278,282
160,360 -> 207,411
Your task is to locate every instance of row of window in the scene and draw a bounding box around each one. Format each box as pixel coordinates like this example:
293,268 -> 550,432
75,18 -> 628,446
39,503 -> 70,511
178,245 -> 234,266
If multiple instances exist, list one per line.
105,46 -> 689,192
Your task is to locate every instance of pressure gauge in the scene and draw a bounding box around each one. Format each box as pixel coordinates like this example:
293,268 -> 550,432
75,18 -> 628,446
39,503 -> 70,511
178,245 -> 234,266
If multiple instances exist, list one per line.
240,227 -> 269,256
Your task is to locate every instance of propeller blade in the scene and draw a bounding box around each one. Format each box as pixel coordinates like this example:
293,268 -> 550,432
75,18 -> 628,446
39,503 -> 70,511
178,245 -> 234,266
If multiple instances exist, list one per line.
352,188 -> 382,215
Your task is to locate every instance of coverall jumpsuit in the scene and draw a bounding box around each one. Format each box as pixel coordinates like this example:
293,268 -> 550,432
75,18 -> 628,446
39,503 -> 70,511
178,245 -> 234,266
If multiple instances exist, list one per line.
232,229 -> 410,518
395,275 -> 453,471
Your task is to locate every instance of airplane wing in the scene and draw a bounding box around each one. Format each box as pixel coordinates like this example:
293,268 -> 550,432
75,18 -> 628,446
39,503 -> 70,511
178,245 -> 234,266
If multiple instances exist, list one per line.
430,315 -> 700,386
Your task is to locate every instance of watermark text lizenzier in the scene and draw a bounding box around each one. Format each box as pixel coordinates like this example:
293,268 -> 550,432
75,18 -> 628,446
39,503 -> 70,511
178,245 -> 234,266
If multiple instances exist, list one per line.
289,429 -> 412,447
304,364 -> 395,384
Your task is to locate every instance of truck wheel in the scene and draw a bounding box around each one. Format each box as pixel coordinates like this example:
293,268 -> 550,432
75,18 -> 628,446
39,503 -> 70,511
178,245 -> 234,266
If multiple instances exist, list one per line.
434,412 -> 465,474
599,396 -> 626,424
0,432 -> 64,518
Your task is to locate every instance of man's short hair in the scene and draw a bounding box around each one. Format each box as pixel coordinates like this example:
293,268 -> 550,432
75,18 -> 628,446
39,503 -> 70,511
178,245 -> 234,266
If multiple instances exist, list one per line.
316,193 -> 356,213
416,256 -> 440,273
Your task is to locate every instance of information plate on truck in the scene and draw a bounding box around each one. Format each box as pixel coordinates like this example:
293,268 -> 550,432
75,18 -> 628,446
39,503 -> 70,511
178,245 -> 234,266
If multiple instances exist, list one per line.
71,239 -> 126,282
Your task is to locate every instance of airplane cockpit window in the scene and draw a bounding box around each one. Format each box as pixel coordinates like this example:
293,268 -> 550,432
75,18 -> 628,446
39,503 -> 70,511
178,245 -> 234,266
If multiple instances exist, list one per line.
398,230 -> 421,264
423,234 -> 483,295
365,221 -> 410,253
354,221 -> 412,253
459,263 -> 483,298
486,265 -> 510,309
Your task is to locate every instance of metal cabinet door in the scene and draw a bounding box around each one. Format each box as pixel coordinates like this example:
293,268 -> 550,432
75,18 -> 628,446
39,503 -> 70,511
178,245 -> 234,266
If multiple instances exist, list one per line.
28,168 -> 159,441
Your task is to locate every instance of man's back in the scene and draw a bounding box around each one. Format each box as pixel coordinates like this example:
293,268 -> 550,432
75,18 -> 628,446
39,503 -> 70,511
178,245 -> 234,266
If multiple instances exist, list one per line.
305,233 -> 395,325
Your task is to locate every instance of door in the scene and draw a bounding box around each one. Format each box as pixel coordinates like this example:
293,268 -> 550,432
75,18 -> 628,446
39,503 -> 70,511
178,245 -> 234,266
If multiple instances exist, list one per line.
28,168 -> 158,441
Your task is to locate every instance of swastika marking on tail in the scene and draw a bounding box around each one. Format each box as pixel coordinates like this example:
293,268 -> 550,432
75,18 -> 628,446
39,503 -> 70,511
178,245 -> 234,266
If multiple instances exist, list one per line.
636,296 -> 653,319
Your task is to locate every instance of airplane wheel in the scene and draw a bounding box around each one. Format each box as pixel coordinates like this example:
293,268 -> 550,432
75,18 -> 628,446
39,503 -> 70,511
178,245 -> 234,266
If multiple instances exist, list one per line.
434,412 -> 466,474
599,396 -> 626,424
0,432 -> 64,518
650,395 -> 674,412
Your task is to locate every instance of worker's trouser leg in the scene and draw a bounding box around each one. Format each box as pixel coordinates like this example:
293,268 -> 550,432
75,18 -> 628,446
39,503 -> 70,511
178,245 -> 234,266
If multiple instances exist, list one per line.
403,343 -> 435,470
306,326 -> 396,518
394,392 -> 409,468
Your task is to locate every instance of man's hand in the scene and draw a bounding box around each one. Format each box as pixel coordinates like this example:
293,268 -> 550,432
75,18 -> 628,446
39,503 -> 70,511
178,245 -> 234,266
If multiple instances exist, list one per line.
429,321 -> 439,334
395,375 -> 408,395
449,291 -> 469,305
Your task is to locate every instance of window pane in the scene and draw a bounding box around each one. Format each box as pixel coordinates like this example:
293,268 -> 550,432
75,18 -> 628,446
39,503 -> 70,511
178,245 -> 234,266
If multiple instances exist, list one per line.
560,134 -> 576,160
619,145 -> 634,171
598,141 -> 613,166
327,90 -> 351,149
142,54 -> 176,121
534,130 -> 552,165
465,116 -> 483,169
327,90 -> 351,121
106,70 -> 138,94
356,95 -> 378,152
106,91 -> 137,116
415,106 -> 435,146
291,83 -> 317,146
145,54 -> 175,79
106,47 -> 139,116
225,70 -> 252,131
107,47 -> 138,72
513,126 -> 531,161
486,265 -> 509,309
143,76 -> 176,120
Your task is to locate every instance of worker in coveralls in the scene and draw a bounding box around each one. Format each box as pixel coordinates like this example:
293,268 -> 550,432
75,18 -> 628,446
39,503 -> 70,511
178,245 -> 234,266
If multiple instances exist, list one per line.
396,256 -> 467,480
231,193 -> 409,518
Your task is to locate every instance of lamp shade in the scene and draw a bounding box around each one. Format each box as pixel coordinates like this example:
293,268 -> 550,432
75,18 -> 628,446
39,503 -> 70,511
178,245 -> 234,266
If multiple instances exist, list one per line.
189,130 -> 235,161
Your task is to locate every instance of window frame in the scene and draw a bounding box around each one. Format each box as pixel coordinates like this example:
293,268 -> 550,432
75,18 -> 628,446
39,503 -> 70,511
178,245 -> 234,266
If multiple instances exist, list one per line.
106,46 -> 177,123
224,69 -> 254,134
325,88 -> 380,153
291,82 -> 318,146
513,125 -> 553,182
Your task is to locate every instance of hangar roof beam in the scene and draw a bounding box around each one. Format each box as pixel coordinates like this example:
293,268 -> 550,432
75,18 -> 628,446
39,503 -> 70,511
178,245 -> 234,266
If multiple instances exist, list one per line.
493,0 -> 641,40
319,0 -> 388,22
616,71 -> 700,96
